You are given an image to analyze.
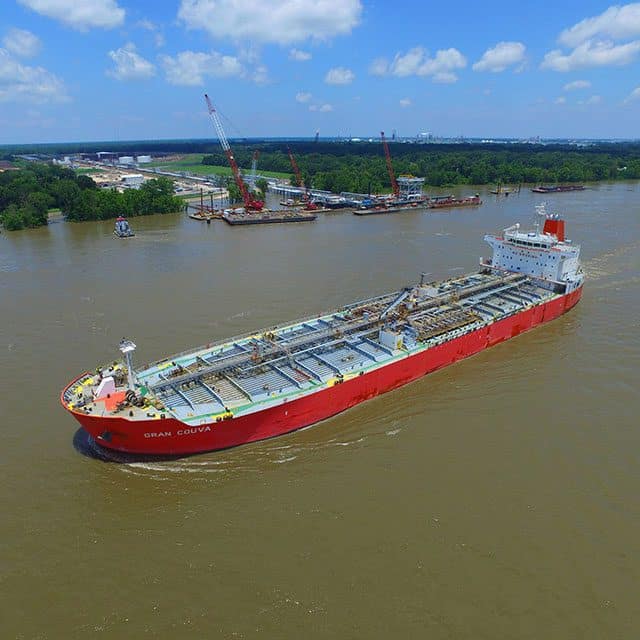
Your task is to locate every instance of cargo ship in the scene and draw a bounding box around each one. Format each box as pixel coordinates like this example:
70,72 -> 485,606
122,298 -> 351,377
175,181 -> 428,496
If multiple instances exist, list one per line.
61,207 -> 583,455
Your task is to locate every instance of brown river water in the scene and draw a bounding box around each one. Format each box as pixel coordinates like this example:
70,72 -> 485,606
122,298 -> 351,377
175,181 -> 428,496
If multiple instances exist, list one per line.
1,184 -> 639,639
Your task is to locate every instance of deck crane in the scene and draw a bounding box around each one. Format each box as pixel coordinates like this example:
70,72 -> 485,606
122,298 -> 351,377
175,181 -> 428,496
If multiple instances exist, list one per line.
381,130 -> 400,198
204,94 -> 263,211
287,147 -> 317,210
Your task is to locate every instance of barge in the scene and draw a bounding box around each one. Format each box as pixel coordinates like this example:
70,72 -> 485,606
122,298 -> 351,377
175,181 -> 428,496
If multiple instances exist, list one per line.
531,185 -> 585,193
223,209 -> 317,225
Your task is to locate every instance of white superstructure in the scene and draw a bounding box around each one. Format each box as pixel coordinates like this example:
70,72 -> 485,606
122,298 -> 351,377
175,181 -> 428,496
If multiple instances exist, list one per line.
483,205 -> 583,293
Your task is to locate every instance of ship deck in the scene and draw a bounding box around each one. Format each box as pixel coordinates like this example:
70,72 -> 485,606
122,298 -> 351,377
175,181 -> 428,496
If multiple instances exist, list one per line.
62,270 -> 559,424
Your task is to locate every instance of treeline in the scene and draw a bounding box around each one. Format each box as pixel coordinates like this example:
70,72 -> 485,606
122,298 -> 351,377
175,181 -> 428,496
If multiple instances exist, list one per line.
64,177 -> 182,222
0,163 -> 95,230
203,142 -> 640,191
0,163 -> 182,230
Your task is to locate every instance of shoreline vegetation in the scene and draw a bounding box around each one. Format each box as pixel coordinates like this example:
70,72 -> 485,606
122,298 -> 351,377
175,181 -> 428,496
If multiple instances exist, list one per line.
202,141 -> 640,192
0,164 -> 182,231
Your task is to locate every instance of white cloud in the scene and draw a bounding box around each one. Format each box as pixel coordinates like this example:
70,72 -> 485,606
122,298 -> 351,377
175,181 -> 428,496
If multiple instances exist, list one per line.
624,86 -> 640,102
370,46 -> 466,83
0,48 -> 69,103
17,0 -> 125,31
541,39 -> 640,71
289,48 -> 311,61
369,57 -> 389,76
107,43 -> 155,81
433,71 -> 458,83
160,50 -> 245,86
137,19 -> 165,47
563,79 -> 591,90
2,28 -> 41,58
545,5 -> 640,73
251,64 -> 269,85
585,94 -> 602,104
417,48 -> 466,78
309,103 -> 333,112
555,96 -> 567,104
137,19 -> 156,31
325,66 -> 354,85
295,91 -> 312,103
472,41 -> 526,72
389,47 -> 425,76
559,3 -> 640,48
178,0 -> 362,44
399,97 -> 411,107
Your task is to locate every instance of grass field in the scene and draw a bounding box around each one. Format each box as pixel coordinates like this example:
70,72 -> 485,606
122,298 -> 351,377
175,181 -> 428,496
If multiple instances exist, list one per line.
146,154 -> 290,179
75,167 -> 105,174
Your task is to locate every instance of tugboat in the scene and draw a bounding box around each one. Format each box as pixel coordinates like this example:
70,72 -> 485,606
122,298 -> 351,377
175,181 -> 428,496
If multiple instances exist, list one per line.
114,216 -> 135,238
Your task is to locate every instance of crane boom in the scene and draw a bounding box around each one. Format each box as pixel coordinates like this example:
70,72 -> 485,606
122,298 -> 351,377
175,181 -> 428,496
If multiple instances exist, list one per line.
287,147 -> 306,195
287,147 -> 317,210
249,150 -> 260,184
204,94 -> 263,211
381,130 -> 399,197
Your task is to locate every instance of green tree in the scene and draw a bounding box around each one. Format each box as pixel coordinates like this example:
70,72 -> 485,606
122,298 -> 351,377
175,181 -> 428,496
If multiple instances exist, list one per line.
226,180 -> 242,204
1,204 -> 26,230
256,178 -> 268,198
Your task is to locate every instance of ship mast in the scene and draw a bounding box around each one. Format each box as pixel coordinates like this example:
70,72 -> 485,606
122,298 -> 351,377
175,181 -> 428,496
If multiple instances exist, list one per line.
119,338 -> 137,390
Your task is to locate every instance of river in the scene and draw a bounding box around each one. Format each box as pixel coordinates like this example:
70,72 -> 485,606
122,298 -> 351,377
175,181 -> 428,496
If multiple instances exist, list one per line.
1,184 -> 638,638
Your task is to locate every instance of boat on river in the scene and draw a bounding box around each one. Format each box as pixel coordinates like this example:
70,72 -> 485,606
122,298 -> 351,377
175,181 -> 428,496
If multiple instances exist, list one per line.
62,206 -> 583,455
113,217 -> 134,238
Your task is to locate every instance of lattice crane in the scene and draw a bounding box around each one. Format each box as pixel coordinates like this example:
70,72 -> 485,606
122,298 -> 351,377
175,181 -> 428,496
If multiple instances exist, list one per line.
287,147 -> 317,210
204,94 -> 263,211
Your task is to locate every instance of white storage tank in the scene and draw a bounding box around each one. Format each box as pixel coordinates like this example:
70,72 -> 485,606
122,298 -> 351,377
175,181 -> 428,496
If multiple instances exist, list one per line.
120,173 -> 144,189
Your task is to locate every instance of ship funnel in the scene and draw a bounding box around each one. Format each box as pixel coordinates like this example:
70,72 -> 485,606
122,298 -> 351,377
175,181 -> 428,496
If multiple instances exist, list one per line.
119,338 -> 137,390
543,215 -> 566,242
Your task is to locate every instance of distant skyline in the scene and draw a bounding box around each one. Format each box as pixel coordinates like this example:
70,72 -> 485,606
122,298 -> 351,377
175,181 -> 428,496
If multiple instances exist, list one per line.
1,0 -> 640,143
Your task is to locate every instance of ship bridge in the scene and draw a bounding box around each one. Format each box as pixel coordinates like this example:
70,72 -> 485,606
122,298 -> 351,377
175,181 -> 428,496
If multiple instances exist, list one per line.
483,207 -> 582,293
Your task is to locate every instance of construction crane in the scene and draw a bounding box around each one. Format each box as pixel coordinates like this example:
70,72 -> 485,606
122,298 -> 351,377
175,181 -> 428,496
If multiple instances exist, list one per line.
287,147 -> 317,210
381,130 -> 400,198
249,150 -> 260,185
204,94 -> 263,211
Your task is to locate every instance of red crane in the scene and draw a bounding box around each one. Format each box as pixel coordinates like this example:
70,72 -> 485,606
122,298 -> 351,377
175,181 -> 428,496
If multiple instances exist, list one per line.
204,94 -> 263,211
287,147 -> 317,210
381,130 -> 400,198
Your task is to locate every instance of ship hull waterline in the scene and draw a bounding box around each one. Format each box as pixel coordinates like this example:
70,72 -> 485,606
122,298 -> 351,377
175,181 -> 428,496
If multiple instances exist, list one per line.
63,287 -> 582,456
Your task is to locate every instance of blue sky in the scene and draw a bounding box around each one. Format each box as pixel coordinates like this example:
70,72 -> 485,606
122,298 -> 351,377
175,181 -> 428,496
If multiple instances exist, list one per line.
1,0 -> 640,143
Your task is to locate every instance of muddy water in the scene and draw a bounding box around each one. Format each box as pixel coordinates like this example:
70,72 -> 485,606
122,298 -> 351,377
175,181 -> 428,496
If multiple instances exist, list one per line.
1,184 -> 639,638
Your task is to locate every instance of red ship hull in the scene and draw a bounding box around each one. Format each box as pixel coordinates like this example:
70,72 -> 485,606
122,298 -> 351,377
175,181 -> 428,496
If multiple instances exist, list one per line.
63,287 -> 582,455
